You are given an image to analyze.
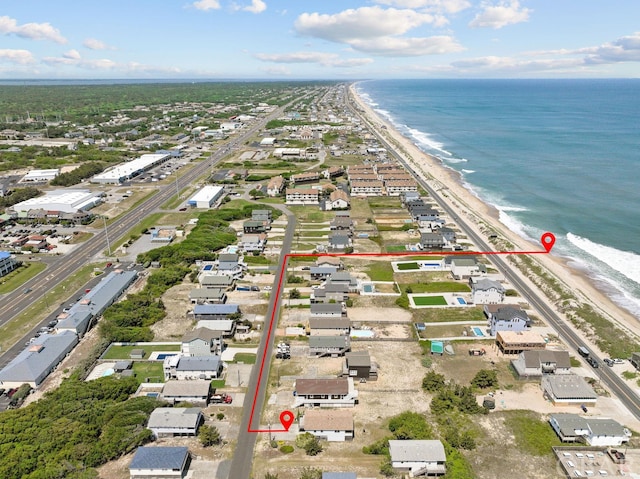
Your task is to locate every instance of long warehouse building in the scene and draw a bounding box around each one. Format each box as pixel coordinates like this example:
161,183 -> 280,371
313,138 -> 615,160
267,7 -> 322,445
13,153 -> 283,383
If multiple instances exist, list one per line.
91,153 -> 170,184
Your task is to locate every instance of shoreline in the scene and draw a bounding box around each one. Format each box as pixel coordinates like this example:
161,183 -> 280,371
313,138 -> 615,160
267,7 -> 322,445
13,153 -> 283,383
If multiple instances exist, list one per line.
348,82 -> 640,347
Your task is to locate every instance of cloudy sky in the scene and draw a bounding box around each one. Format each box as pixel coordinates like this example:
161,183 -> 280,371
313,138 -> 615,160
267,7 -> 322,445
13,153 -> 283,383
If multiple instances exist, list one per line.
1,0 -> 639,79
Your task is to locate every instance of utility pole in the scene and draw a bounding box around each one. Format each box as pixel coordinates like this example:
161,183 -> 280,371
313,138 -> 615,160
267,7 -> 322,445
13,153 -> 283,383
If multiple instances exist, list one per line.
102,216 -> 112,256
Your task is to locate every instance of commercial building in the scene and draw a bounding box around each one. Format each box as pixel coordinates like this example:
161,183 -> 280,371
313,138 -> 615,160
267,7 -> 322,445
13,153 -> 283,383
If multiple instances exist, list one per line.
187,185 -> 224,208
22,169 -> 59,182
542,375 -> 598,406
91,153 -> 170,184
10,189 -> 102,213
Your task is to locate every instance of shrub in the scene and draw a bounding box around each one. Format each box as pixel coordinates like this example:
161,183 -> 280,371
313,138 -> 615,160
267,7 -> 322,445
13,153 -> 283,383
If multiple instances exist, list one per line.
279,445 -> 294,454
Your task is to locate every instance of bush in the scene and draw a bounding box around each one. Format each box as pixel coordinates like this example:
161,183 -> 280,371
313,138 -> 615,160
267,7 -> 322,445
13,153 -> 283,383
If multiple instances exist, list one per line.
198,425 -> 221,447
421,356 -> 433,368
471,369 -> 498,389
279,445 -> 294,454
303,437 -> 323,456
216,413 -> 225,420
422,371 -> 446,392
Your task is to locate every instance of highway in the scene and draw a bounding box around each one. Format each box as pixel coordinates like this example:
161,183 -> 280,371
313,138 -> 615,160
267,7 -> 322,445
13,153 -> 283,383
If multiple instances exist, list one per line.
228,207 -> 296,479
0,98 -> 298,358
346,88 -> 640,421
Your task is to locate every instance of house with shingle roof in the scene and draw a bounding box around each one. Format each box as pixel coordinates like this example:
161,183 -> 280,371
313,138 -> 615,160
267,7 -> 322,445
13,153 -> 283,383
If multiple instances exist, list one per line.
294,378 -> 358,407
129,446 -> 190,479
389,440 -> 447,476
511,350 -> 571,377
549,414 -> 629,446
147,408 -> 203,438
300,409 -> 354,441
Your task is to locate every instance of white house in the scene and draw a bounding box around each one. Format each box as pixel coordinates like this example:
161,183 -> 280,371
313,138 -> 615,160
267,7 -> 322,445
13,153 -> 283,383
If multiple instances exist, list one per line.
147,407 -> 203,438
300,409 -> 354,442
449,257 -> 486,279
161,380 -> 210,406
542,374 -> 598,406
286,188 -> 320,205
484,304 -> 531,336
294,378 -> 358,408
469,278 -> 505,304
511,350 -> 572,378
388,440 -> 447,477
163,355 -> 223,380
549,414 -> 629,446
267,175 -> 286,197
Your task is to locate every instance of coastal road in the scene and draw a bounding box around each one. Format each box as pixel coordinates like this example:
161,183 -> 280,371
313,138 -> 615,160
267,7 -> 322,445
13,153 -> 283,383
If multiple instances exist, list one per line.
228,207 -> 296,479
346,87 -> 640,421
0,96 -> 303,354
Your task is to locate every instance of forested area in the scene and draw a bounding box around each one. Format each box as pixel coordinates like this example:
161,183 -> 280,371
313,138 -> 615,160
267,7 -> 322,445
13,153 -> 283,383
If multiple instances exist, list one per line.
0,376 -> 160,479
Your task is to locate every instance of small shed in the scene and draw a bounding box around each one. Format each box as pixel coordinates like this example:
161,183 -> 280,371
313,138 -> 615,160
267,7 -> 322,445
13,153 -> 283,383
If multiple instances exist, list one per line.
130,349 -> 145,359
431,341 -> 444,355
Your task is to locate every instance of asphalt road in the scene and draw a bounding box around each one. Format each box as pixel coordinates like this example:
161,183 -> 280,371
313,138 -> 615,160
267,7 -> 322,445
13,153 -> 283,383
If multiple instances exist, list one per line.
228,207 -> 296,479
346,89 -> 640,421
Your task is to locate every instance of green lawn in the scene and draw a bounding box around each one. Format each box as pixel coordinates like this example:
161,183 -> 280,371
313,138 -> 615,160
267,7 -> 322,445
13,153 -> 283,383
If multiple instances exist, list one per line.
0,261 -> 47,294
502,410 -> 562,456
412,306 -> 486,323
386,245 -> 408,253
364,261 -> 394,281
405,282 -> 471,293
397,262 -> 420,270
132,362 -> 165,383
412,295 -> 448,306
231,353 -> 257,364
102,344 -> 180,360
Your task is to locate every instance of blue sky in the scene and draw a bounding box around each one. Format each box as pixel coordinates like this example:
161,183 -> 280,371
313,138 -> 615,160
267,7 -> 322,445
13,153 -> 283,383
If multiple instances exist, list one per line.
1,1 -> 639,79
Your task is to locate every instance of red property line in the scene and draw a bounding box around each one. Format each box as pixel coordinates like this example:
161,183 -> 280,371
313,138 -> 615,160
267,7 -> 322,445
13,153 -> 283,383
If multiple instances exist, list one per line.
247,234 -> 555,433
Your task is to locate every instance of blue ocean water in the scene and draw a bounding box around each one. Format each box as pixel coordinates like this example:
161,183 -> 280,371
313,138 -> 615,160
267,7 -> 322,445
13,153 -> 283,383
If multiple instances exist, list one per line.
356,79 -> 640,318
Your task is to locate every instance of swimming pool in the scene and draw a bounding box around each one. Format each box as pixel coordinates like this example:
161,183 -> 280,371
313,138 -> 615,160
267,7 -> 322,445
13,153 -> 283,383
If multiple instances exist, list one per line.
156,353 -> 178,360
362,284 -> 374,293
472,327 -> 484,337
351,330 -> 375,338
102,368 -> 115,377
203,265 -> 213,271
457,297 -> 467,305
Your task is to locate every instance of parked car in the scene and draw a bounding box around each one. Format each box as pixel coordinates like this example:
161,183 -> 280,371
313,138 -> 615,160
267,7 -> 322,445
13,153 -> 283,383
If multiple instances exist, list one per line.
613,358 -> 625,364
603,358 -> 614,367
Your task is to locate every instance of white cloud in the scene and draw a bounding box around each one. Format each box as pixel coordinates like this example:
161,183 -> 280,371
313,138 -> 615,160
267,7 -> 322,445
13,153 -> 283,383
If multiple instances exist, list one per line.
295,7 -> 437,42
43,51 -> 117,70
373,0 -> 471,14
192,0 -> 221,11
261,66 -> 291,76
254,51 -> 373,68
469,1 -> 531,29
83,38 -> 115,50
580,32 -> 640,64
350,35 -> 464,56
0,49 -> 35,64
242,0 -> 266,14
0,16 -> 66,43
294,6 -> 460,57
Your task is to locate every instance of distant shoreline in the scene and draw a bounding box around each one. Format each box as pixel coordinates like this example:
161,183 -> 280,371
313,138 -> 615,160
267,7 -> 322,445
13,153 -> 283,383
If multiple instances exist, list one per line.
348,81 -> 640,348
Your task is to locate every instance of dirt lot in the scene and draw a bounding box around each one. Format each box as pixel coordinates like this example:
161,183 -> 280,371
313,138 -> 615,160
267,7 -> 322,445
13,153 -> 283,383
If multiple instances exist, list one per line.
152,281 -> 196,340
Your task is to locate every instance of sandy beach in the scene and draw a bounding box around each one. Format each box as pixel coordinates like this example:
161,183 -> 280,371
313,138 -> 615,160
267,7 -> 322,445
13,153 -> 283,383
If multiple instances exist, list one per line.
348,83 -> 640,350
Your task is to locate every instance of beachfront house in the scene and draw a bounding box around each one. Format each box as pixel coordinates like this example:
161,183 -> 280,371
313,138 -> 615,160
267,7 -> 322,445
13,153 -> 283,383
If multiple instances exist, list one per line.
542,374 -> 597,406
469,278 -> 505,304
511,350 -> 571,378
484,304 -> 532,336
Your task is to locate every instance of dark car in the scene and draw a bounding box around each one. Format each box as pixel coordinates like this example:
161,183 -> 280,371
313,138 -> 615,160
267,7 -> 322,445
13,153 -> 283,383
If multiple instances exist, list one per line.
604,358 -> 614,367
587,357 -> 599,368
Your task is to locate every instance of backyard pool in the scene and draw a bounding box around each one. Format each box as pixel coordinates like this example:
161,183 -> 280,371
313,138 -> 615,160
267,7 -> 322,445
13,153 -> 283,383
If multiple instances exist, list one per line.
102,368 -> 115,377
472,327 -> 485,337
156,353 -> 178,360
362,284 -> 374,293
351,330 -> 375,339
457,297 -> 467,305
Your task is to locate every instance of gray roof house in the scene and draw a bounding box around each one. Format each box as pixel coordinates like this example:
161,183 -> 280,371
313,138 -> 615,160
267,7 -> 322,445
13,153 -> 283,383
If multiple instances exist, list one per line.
328,233 -> 352,251
191,303 -> 240,320
164,355 -> 223,380
342,351 -> 377,380
147,407 -> 203,438
309,317 -> 351,336
129,446 -> 190,479
199,274 -> 234,289
310,282 -> 350,304
511,350 -> 571,378
484,304 -> 532,336
542,374 -> 598,406
189,287 -> 227,304
549,413 -> 629,446
469,278 -> 506,304
181,328 -> 224,356
0,330 -> 78,389
310,303 -> 346,318
309,335 -> 351,357
161,380 -> 210,406
218,253 -> 239,270
310,266 -> 339,280
389,440 -> 447,476
420,232 -> 445,249
328,272 -> 359,291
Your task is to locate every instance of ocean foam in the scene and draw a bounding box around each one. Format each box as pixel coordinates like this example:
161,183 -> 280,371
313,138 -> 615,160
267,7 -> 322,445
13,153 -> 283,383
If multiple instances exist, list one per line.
461,169 -> 475,174
405,126 -> 451,156
567,233 -> 640,286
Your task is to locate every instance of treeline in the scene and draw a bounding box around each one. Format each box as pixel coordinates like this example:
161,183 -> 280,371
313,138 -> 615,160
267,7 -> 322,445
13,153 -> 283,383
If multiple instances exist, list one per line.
0,187 -> 41,209
0,82 -> 336,120
100,204 -> 281,342
51,162 -> 105,186
0,376 -> 160,479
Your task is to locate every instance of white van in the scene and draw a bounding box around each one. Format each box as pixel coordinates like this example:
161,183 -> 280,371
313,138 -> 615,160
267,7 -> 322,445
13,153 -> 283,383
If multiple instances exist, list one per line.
567,461 -> 576,468
574,471 -> 583,477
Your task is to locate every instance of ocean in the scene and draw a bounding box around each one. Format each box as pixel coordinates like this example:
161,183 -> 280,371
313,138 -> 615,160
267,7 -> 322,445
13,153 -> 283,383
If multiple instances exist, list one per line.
356,79 -> 640,318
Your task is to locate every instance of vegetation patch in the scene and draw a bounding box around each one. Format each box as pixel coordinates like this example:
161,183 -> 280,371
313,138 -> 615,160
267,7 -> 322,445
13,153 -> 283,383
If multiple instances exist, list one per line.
397,262 -> 420,270
502,410 -> 561,456
364,262 -> 394,281
413,295 -> 448,306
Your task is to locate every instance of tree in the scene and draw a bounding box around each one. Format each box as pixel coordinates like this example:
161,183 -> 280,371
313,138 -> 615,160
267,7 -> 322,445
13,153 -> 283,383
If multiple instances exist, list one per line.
303,436 -> 323,456
198,425 -> 221,447
422,371 -> 446,392
289,288 -> 301,299
380,457 -> 395,477
249,188 -> 265,199
388,411 -> 432,440
265,473 -> 279,479
471,369 -> 498,389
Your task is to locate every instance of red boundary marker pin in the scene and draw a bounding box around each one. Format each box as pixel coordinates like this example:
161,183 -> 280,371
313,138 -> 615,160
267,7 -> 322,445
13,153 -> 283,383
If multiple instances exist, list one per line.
279,410 -> 294,431
541,232 -> 556,253
249,238 -> 556,433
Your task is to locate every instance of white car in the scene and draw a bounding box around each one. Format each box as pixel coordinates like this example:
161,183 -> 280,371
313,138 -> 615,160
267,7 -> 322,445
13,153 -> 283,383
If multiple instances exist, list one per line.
612,358 -> 625,364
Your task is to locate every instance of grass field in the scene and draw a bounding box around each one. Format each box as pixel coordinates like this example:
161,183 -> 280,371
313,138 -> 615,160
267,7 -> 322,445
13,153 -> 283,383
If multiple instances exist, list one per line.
404,282 -> 471,293
232,353 -> 257,364
364,261 -> 394,281
397,262 -> 420,270
412,306 -> 486,323
102,343 -> 181,360
412,295 -> 448,306
132,362 -> 165,383
0,261 -> 47,294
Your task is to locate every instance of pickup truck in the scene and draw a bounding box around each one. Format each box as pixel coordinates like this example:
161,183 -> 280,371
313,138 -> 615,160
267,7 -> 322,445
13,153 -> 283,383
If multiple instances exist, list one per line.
210,393 -> 232,404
